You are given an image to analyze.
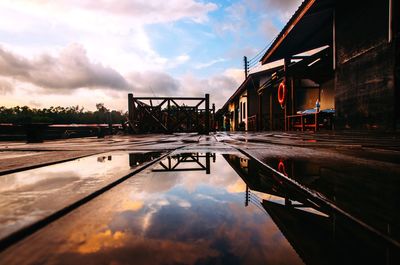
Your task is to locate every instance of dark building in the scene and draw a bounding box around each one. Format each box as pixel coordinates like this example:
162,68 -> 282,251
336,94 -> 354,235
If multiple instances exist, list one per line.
216,67 -> 282,131
260,0 -> 399,131
219,0 -> 399,131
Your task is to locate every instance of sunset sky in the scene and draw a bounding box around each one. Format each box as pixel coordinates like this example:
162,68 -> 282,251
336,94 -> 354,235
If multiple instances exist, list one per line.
0,0 -> 302,111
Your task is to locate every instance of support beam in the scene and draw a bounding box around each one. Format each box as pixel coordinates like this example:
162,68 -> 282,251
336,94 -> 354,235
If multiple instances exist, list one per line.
205,93 -> 210,135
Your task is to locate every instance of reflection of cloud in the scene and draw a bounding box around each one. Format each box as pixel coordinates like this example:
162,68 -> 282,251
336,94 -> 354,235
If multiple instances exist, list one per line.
196,193 -> 227,203
4,154 -> 304,265
121,200 -> 144,212
177,200 -> 191,208
73,229 -> 127,254
226,179 -> 246,193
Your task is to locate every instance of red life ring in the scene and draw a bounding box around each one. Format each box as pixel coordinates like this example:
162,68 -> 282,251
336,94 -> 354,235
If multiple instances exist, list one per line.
277,160 -> 287,176
278,81 -> 286,105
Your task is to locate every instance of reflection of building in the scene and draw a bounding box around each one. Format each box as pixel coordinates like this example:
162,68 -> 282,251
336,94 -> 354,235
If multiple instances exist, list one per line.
268,158 -> 400,245
223,154 -> 400,265
152,153 -> 215,174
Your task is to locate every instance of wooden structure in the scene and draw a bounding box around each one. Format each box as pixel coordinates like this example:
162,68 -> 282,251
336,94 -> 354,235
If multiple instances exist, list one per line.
128,94 -> 212,134
218,0 -> 399,132
216,67 -> 282,131
259,0 -> 399,131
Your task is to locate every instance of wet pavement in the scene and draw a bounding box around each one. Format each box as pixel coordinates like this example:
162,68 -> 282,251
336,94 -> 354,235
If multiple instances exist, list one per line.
0,151 -> 161,241
0,152 -> 306,265
0,132 -> 399,264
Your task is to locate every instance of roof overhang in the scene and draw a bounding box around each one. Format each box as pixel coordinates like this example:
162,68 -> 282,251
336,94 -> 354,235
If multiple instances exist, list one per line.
218,66 -> 283,113
261,0 -> 334,64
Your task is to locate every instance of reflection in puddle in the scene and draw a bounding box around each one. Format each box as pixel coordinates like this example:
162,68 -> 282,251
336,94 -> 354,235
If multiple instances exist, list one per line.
0,151 -> 161,241
152,153 -> 215,174
263,157 -> 400,245
1,152 -> 399,265
0,152 -> 305,265
224,154 -> 400,265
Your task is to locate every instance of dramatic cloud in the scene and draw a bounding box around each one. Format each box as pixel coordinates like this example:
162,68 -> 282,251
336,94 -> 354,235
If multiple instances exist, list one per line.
0,44 -> 130,91
265,0 -> 302,13
4,0 -> 217,24
181,71 -> 241,108
215,2 -> 248,35
78,0 -> 218,23
250,0 -> 302,21
0,78 -> 13,95
0,0 -> 301,110
127,71 -> 181,96
259,19 -> 279,41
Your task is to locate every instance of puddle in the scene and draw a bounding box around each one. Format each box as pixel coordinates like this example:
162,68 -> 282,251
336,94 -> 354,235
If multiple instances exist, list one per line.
0,151 -> 161,240
1,152 -> 399,264
0,151 -> 44,160
260,156 -> 400,244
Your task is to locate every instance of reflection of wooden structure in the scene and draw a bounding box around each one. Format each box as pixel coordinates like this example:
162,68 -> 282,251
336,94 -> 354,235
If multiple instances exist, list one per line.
262,200 -> 399,265
223,153 -> 400,264
128,94 -> 212,134
152,153 -> 215,174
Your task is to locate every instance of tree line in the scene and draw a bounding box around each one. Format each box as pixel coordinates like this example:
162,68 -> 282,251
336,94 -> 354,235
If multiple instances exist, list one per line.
0,104 -> 126,124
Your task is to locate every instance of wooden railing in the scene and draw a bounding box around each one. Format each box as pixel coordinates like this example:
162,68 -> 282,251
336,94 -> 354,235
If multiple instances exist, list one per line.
286,111 -> 334,131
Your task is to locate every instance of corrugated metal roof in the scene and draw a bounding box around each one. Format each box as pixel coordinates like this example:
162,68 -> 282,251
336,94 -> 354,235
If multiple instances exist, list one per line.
260,0 -> 334,64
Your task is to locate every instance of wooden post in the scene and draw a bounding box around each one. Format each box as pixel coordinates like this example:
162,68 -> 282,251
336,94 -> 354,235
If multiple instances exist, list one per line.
128,93 -> 134,123
108,111 -> 112,135
212,103 -> 216,132
291,78 -> 295,116
284,57 -> 290,131
205,93 -> 210,135
167,99 -> 171,133
206,153 -> 211,174
245,185 -> 249,207
270,94 -> 273,130
258,94 -> 262,130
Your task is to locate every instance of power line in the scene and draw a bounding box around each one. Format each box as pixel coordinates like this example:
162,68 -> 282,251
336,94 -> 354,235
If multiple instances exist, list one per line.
247,37 -> 277,64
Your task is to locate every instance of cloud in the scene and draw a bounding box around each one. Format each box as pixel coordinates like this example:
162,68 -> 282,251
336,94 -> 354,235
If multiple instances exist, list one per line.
79,0 -> 218,23
5,0 -> 217,24
259,19 -> 279,41
0,78 -> 13,95
181,70 -> 241,109
0,44 -> 130,91
214,2 -> 248,35
127,71 -> 181,96
249,0 -> 303,21
194,58 -> 226,69
265,0 -> 302,13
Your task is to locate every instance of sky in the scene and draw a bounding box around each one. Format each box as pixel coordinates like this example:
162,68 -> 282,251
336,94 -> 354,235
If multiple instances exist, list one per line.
0,0 -> 302,111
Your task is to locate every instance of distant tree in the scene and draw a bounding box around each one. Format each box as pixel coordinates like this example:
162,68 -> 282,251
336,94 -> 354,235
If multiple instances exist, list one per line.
0,104 -> 127,124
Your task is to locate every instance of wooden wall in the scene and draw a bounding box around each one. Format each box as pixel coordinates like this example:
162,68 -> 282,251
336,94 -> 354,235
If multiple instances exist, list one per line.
335,0 -> 396,130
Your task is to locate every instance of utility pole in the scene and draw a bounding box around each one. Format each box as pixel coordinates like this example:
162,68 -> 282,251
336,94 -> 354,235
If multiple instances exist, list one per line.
244,56 -> 248,79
